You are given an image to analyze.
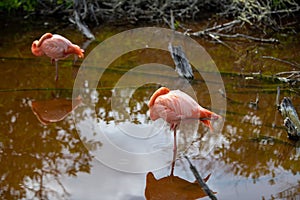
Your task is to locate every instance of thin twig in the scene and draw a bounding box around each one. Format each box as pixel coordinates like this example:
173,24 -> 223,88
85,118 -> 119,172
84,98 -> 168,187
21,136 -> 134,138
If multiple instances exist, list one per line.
189,19 -> 242,37
262,56 -> 300,69
276,71 -> 300,76
207,33 -> 236,52
211,32 -> 279,43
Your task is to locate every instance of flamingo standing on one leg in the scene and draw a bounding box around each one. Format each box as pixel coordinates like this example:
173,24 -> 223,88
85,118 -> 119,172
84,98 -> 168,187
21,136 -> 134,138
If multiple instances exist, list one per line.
31,33 -> 84,81
148,87 -> 220,175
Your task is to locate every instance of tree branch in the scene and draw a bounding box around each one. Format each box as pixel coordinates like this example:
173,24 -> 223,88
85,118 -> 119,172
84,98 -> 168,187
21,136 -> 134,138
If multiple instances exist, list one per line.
262,56 -> 300,69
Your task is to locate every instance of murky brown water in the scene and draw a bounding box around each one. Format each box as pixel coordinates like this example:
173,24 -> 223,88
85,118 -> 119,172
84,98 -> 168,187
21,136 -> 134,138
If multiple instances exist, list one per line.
1,16 -> 300,199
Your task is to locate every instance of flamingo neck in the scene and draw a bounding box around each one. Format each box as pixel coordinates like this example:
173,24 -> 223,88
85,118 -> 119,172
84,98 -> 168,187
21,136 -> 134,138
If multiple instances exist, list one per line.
148,87 -> 170,107
37,33 -> 53,47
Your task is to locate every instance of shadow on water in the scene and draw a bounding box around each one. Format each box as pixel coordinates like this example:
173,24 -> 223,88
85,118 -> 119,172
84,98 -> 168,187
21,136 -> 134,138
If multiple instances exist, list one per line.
1,16 -> 300,199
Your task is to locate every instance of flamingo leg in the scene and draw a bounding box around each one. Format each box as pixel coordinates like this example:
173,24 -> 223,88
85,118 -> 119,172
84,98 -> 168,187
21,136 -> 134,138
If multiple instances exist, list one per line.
170,127 -> 177,176
55,60 -> 59,81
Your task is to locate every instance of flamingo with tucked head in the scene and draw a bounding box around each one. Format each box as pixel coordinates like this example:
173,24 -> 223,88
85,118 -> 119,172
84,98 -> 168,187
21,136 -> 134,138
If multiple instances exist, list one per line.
31,33 -> 84,81
148,87 -> 220,175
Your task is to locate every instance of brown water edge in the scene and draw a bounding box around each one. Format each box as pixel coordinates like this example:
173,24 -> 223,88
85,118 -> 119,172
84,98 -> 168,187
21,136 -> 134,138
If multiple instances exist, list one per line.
1,16 -> 300,199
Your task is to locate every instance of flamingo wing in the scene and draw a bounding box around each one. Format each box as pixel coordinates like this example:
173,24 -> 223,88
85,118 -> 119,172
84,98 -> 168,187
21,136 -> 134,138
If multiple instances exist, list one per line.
167,90 -> 201,119
149,87 -> 220,130
150,90 -> 198,123
149,100 -> 180,123
41,35 -> 71,59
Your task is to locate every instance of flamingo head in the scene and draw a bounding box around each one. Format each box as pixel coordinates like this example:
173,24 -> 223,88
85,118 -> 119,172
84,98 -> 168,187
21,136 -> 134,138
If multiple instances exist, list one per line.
31,41 -> 44,56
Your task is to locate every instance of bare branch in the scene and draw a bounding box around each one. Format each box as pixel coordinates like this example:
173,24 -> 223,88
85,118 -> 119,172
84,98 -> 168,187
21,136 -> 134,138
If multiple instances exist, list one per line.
184,156 -> 217,200
262,56 -> 300,69
211,32 -> 280,43
189,19 -> 242,37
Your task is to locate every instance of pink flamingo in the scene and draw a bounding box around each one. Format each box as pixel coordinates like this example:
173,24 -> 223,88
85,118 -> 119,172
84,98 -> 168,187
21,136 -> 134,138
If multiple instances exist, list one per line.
31,33 -> 84,81
148,87 -> 220,175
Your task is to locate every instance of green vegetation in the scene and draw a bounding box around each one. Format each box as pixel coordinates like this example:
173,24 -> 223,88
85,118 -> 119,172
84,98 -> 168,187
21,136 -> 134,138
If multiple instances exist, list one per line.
0,0 -> 71,13
0,0 -> 299,40
0,0 -> 37,12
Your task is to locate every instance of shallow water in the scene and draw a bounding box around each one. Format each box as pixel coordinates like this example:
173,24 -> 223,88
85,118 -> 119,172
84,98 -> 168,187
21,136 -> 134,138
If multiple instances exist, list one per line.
1,16 -> 300,199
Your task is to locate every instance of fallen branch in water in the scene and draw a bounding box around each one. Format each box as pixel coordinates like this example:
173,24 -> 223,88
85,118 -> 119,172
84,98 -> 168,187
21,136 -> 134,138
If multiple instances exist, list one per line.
207,33 -> 237,52
168,43 -> 194,80
262,56 -> 300,69
277,90 -> 300,140
184,155 -> 217,200
275,71 -> 300,84
249,135 -> 295,146
190,19 -> 242,37
69,0 -> 95,40
189,27 -> 279,44
210,32 -> 279,44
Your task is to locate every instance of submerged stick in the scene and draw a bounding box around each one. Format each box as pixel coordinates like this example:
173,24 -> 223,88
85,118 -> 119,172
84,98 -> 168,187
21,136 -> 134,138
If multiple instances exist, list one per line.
168,43 -> 194,80
249,93 -> 259,109
279,97 -> 300,140
184,155 -> 217,200
276,86 -> 280,108
272,86 -> 281,128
